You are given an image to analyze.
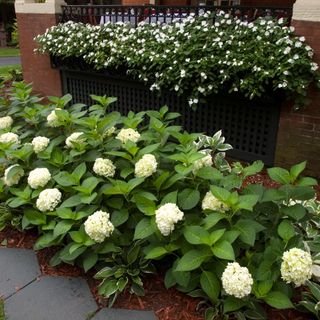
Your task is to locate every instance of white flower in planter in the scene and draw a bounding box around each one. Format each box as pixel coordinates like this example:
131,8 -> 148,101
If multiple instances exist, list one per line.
32,136 -> 50,153
155,203 -> 184,236
65,132 -> 86,148
202,191 -> 229,212
192,153 -> 213,174
116,128 -> 140,144
47,108 -> 62,127
36,188 -> 62,212
281,248 -> 312,286
0,116 -> 13,130
0,132 -> 19,144
28,168 -> 51,189
93,158 -> 116,178
3,164 -> 24,187
84,210 -> 114,243
222,262 -> 253,298
135,154 -> 158,178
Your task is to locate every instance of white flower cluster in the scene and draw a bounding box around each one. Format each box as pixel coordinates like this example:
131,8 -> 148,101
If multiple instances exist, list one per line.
155,203 -> 184,236
36,188 -> 62,212
84,210 -> 114,243
116,128 -> 140,143
3,164 -> 24,186
281,248 -> 313,286
135,154 -> 158,178
93,158 -> 116,178
0,116 -> 13,130
32,136 -> 50,153
102,126 -> 116,138
65,132 -> 86,148
193,153 -> 213,174
0,132 -> 19,144
221,262 -> 253,298
47,108 -> 62,127
28,168 -> 51,189
202,191 -> 229,212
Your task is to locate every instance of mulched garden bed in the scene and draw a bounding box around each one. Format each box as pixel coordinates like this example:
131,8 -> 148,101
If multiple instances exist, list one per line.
0,172 -> 318,320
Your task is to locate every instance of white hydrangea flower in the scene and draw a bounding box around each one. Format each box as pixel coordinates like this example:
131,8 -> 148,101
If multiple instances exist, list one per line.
3,164 -> 24,186
47,108 -> 62,127
116,128 -> 140,144
0,116 -> 13,130
155,203 -> 184,236
281,248 -> 313,286
102,126 -> 116,138
135,154 -> 158,178
93,158 -> 116,178
36,188 -> 62,212
222,262 -> 253,298
32,136 -> 50,153
202,191 -> 229,212
0,132 -> 20,144
193,153 -> 213,174
65,132 -> 86,148
84,210 -> 114,243
27,168 -> 51,189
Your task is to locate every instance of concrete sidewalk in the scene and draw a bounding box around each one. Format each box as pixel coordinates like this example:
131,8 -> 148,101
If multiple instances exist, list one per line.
0,247 -> 157,320
0,57 -> 21,66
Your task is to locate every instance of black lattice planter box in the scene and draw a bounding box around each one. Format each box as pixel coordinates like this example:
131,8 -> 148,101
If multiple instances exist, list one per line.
52,56 -> 282,165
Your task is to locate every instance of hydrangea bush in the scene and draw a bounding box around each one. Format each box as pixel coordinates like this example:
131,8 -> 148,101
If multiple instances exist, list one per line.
0,82 -> 320,319
35,12 -> 320,109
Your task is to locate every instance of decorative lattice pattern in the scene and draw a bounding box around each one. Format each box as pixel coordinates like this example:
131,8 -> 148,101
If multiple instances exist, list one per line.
62,69 -> 281,165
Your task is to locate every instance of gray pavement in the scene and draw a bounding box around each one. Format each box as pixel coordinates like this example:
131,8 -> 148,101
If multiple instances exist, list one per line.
0,57 -> 21,66
0,247 -> 157,320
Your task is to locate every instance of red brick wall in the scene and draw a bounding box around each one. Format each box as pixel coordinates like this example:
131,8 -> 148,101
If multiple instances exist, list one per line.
16,13 -> 62,97
275,20 -> 320,177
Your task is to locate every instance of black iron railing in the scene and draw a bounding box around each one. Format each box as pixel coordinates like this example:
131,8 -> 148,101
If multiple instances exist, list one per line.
60,5 -> 292,26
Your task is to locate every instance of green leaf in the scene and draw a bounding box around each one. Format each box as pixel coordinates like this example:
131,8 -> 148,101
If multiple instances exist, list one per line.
234,219 -> 264,246
200,271 -> 220,303
133,218 -> 156,240
111,209 -> 129,227
210,186 -> 230,202
296,177 -> 318,186
82,251 -> 98,272
212,240 -> 234,260
145,247 -> 168,259
263,291 -> 294,309
175,249 -> 210,271
72,163 -> 87,181
164,269 -> 176,288
183,226 -> 210,245
73,176 -> 101,195
54,172 -> 78,186
24,209 -> 46,225
137,143 -> 160,157
6,164 -> 24,182
178,188 -> 200,210
307,281 -> 320,301
34,232 -> 59,250
209,229 -> 226,245
281,204 -> 306,221
195,166 -> 223,180
60,194 -> 82,208
161,190 -> 178,205
54,220 -> 74,237
134,195 -> 156,216
98,279 -> 118,297
290,161 -> 306,181
223,296 -> 248,313
203,213 -> 225,230
236,195 -> 259,211
242,160 -> 264,177
277,219 -> 295,241
56,208 -> 75,219
267,167 -> 291,185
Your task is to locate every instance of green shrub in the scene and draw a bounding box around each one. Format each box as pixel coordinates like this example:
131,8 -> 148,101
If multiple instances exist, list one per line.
0,82 -> 320,318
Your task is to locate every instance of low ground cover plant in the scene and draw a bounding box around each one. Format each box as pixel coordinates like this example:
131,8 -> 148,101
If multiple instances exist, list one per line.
35,12 -> 320,109
0,82 -> 320,319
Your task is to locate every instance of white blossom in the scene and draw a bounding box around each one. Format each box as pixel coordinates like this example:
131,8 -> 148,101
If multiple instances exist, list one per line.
116,128 -> 140,143
28,168 -> 51,189
281,248 -> 313,286
3,164 -> 24,186
0,116 -> 13,130
32,136 -> 50,153
36,188 -> 62,212
93,158 -> 116,178
222,262 -> 253,298
47,108 -> 62,127
202,191 -> 229,212
65,132 -> 86,148
155,203 -> 184,236
84,210 -> 114,243
0,132 -> 19,144
135,154 -> 158,178
193,153 -> 213,174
